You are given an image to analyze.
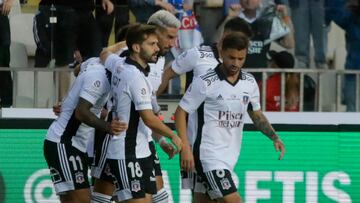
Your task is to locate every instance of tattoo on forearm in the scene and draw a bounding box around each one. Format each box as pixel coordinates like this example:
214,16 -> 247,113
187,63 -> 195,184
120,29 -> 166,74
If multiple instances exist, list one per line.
250,112 -> 278,140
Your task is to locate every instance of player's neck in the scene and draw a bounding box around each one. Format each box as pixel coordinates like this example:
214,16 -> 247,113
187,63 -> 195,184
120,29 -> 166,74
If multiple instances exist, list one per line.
129,54 -> 148,69
220,65 -> 240,84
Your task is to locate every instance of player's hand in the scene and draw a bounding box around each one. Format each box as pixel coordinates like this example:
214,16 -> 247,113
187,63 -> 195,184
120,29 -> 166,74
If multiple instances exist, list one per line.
229,3 -> 242,17
100,108 -> 108,120
180,145 -> 195,172
273,138 -> 285,160
155,0 -> 175,14
1,0 -> 13,16
159,138 -> 176,159
102,0 -> 114,15
171,135 -> 182,153
107,118 -> 127,135
52,102 -> 62,116
277,4 -> 288,17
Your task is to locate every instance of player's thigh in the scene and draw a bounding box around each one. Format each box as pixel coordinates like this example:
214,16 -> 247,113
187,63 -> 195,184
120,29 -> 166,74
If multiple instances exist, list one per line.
218,192 -> 242,203
155,175 -> 164,191
122,193 -> 152,203
193,192 -> 216,203
93,178 -> 115,196
59,188 -> 91,203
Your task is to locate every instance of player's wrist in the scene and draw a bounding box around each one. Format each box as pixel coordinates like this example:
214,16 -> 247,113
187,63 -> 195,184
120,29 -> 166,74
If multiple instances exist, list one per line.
271,134 -> 280,141
158,136 -> 167,145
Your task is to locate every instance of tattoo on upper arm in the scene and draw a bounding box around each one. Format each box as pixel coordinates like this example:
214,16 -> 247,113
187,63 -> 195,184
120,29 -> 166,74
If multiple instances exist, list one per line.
248,110 -> 277,140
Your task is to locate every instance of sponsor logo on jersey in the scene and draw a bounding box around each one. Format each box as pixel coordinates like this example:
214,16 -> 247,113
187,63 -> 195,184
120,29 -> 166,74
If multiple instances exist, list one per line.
220,178 -> 231,190
75,171 -> 85,184
131,180 -> 141,192
218,111 -> 243,128
248,40 -> 264,54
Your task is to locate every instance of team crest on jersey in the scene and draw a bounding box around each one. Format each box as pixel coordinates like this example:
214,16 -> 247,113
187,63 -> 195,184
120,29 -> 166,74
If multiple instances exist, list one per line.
243,95 -> 249,104
131,180 -> 141,192
220,178 -> 231,190
141,88 -> 146,95
75,172 -> 85,184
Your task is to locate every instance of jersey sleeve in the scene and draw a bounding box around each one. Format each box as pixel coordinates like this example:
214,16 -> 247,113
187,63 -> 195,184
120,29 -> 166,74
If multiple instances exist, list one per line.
104,54 -> 125,74
249,82 -> 261,111
171,47 -> 199,75
179,76 -> 207,114
128,76 -> 153,111
80,71 -> 109,105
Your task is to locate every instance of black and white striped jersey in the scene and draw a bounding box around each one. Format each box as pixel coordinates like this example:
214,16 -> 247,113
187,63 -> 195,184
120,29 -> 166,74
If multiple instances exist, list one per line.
46,61 -> 111,153
179,66 -> 260,172
106,56 -> 154,159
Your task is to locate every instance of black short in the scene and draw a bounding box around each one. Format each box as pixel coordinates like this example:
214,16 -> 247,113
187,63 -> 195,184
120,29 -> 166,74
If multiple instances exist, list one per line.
149,141 -> 162,176
43,139 -> 90,194
194,169 -> 237,200
105,157 -> 157,201
33,5 -> 102,67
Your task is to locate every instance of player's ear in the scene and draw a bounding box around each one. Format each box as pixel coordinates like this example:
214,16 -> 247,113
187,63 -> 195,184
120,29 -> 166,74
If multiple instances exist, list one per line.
132,43 -> 141,54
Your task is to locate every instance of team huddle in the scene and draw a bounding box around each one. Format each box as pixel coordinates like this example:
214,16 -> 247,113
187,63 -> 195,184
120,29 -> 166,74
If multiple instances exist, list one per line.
44,10 -> 285,203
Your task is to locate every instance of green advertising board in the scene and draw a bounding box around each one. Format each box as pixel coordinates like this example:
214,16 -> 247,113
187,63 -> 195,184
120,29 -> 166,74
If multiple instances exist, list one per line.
0,129 -> 360,203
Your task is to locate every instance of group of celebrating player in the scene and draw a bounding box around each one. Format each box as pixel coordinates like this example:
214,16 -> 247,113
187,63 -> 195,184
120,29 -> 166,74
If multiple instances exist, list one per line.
44,10 -> 285,203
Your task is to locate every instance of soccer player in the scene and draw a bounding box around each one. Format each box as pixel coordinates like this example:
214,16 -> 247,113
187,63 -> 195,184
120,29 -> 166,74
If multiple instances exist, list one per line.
156,17 -> 253,190
175,32 -> 285,203
92,24 -> 182,203
44,58 -> 127,203
92,10 -> 181,203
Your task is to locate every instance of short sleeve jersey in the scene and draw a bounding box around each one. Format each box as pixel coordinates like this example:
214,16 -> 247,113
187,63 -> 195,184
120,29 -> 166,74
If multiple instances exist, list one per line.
46,62 -> 111,152
106,57 -> 154,159
172,44 -> 221,145
179,66 -> 260,172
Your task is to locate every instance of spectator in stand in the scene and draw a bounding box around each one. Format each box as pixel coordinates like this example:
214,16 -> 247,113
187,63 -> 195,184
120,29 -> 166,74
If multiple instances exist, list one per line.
0,0 -> 13,107
129,0 -> 176,23
33,0 -> 108,101
325,0 -> 360,111
289,0 -> 327,69
264,50 -> 316,111
221,0 -> 295,82
95,0 -> 129,47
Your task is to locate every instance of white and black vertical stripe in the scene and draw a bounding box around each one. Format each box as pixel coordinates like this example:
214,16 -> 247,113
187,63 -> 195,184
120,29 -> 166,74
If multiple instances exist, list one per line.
97,134 -> 110,172
205,171 -> 219,191
118,159 -> 130,189
57,143 -> 72,182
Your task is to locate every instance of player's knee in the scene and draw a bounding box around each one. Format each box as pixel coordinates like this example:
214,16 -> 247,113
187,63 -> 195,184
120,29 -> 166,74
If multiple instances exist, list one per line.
152,188 -> 169,203
91,191 -> 112,203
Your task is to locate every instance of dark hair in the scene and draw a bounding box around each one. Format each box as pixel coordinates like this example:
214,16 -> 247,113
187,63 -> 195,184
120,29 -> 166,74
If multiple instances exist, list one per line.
224,17 -> 253,38
347,0 -> 360,16
116,24 -> 132,42
125,24 -> 157,52
222,32 -> 249,51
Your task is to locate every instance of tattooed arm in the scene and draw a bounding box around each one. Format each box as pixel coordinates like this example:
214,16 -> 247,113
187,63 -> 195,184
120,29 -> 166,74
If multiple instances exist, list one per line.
247,109 -> 285,160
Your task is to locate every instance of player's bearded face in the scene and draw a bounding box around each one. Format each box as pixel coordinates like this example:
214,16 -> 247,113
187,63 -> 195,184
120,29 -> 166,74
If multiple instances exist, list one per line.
157,27 -> 178,56
222,48 -> 247,76
140,35 -> 160,63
